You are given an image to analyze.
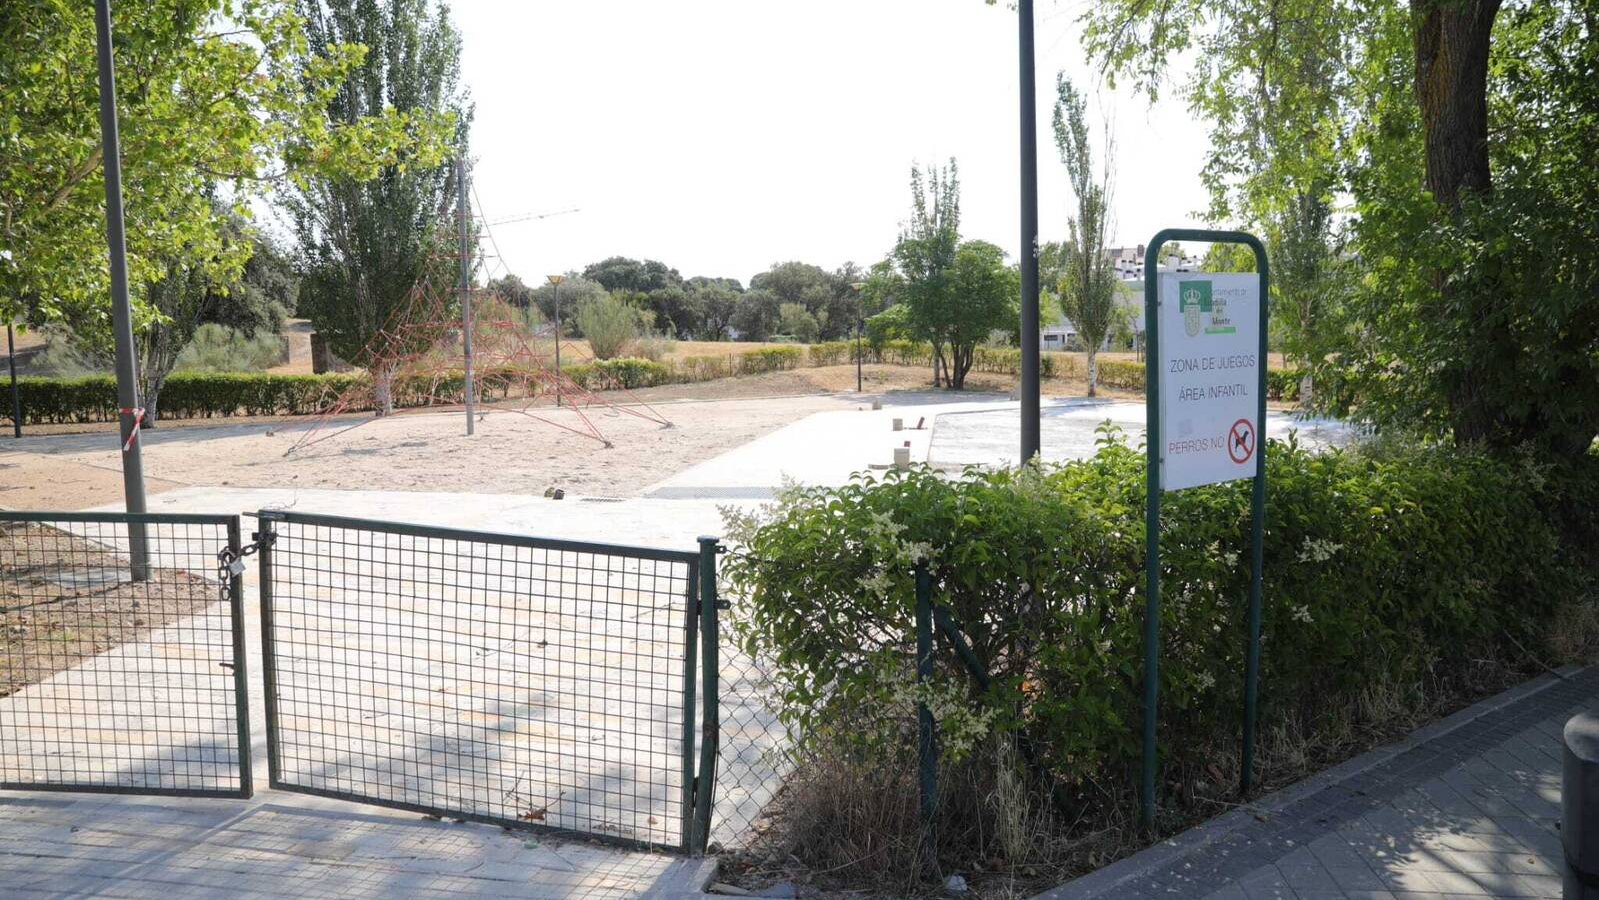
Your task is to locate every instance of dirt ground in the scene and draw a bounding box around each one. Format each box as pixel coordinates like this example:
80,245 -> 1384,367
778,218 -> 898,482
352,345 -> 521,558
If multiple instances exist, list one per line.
1,362 -> 1151,511
0,521 -> 218,698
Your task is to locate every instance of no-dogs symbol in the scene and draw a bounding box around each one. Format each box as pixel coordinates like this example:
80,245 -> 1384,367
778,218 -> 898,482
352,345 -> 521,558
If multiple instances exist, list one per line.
1227,418 -> 1255,465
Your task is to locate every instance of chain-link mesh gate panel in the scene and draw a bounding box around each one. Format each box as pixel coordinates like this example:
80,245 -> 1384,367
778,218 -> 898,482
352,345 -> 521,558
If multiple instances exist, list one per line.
258,511 -> 697,850
0,512 -> 251,797
712,637 -> 791,849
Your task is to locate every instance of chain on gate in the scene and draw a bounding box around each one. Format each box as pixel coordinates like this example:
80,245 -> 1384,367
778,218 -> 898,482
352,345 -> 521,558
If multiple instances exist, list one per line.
215,531 -> 273,599
212,529 -> 275,676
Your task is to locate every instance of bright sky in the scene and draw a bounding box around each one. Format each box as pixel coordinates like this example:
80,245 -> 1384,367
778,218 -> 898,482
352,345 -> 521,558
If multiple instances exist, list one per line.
454,0 -> 1212,287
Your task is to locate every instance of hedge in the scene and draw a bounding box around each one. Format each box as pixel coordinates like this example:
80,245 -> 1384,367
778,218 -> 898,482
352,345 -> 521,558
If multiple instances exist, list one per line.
6,343 -> 1308,424
721,438 -> 1599,847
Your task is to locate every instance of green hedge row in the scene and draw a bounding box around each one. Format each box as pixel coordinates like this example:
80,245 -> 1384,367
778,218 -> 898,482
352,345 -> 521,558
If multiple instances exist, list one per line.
10,372 -> 363,424
7,343 -> 1309,424
722,437 -> 1599,820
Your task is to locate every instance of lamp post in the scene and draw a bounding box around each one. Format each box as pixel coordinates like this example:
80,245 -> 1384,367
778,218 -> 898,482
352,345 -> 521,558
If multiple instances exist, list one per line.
95,0 -> 149,579
850,282 -> 866,393
1017,0 -> 1041,463
546,274 -> 565,407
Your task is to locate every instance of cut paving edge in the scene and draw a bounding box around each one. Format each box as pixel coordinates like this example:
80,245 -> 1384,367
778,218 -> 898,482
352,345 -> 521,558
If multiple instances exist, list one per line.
1030,664 -> 1587,900
644,855 -> 722,900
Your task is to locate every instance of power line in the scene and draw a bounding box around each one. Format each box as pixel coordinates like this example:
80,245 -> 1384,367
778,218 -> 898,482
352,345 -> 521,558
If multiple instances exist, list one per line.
486,207 -> 580,227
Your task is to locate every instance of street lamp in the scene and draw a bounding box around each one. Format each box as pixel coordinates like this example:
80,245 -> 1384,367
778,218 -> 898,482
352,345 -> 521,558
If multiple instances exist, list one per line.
546,274 -> 565,407
850,282 -> 866,393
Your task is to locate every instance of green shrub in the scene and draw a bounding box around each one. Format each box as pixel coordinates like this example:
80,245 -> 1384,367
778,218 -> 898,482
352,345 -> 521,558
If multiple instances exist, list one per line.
740,345 -> 804,374
173,323 -> 287,372
806,341 -> 856,367
9,371 -> 363,423
574,293 -> 642,359
722,436 -> 1595,809
679,354 -> 733,381
564,357 -> 671,390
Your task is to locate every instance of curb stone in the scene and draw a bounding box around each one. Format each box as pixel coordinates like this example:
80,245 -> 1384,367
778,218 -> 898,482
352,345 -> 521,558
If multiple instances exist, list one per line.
1028,664 -> 1585,900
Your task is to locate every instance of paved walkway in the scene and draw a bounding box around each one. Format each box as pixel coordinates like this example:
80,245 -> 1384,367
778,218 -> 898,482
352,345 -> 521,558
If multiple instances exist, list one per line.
1042,666 -> 1595,900
0,790 -> 713,899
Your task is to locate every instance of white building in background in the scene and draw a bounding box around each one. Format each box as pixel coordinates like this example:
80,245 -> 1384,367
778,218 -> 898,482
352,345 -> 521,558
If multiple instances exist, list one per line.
1040,244 -> 1200,351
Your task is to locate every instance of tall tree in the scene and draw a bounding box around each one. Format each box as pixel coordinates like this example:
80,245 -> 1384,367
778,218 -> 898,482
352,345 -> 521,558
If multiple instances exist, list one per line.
1081,0 -> 1599,456
0,0 -> 434,337
685,276 -> 742,340
943,240 -> 1019,387
749,262 -> 855,340
288,0 -> 467,413
894,160 -> 962,387
1051,74 -> 1119,396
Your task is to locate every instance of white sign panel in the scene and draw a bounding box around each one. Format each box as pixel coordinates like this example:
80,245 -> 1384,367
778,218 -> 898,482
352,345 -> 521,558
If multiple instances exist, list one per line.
1157,273 -> 1261,490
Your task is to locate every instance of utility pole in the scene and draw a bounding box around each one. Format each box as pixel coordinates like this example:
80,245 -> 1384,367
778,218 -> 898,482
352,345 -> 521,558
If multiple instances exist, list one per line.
94,0 -> 148,579
457,154 -> 474,436
1018,0 -> 1041,464
7,324 -> 20,439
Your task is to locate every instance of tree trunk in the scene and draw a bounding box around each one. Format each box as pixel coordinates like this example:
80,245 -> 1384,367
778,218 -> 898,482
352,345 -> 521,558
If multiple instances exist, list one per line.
1299,371 -> 1314,409
1085,347 -> 1099,398
950,344 -> 972,390
1411,0 -> 1499,211
374,362 -> 396,416
143,375 -> 164,427
1412,0 -> 1501,446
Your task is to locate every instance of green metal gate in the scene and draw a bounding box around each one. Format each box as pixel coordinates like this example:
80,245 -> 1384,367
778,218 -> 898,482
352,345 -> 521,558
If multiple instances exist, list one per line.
0,511 -> 252,798
254,509 -> 721,851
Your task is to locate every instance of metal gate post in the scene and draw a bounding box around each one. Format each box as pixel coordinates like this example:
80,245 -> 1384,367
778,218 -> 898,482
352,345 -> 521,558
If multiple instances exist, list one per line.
691,536 -> 721,853
915,559 -> 937,870
226,518 -> 254,798
255,512 -> 282,788
680,556 -> 701,851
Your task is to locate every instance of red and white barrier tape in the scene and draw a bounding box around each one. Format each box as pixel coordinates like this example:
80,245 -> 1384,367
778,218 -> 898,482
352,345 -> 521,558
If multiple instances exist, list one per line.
120,406 -> 144,452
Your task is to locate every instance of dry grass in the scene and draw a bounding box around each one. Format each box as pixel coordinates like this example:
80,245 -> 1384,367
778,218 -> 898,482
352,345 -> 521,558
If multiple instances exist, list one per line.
722,653 -> 1537,900
1548,600 -> 1599,664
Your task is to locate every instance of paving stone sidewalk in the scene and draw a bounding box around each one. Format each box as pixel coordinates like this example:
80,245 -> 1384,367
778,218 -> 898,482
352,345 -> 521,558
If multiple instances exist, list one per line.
1041,666 -> 1596,900
0,790 -> 714,900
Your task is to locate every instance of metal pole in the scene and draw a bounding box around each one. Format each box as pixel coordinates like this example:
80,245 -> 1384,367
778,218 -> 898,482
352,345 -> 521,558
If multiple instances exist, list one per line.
857,292 -> 869,391
1018,0 -> 1041,464
7,323 -> 20,438
691,536 -> 721,853
94,0 -> 149,580
458,155 -> 474,436
1141,236 -> 1165,832
915,560 -> 937,869
1240,237 -> 1270,796
226,517 -> 254,798
553,282 -> 562,408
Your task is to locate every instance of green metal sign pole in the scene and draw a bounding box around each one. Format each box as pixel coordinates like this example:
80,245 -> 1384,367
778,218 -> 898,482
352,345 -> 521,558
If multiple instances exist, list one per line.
1141,228 -> 1270,832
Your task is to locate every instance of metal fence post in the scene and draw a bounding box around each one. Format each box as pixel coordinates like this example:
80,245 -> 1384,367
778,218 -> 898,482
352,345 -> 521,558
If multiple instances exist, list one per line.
255,512 -> 282,789
691,536 -> 721,853
680,554 -> 701,851
915,559 -> 937,870
226,517 -> 253,798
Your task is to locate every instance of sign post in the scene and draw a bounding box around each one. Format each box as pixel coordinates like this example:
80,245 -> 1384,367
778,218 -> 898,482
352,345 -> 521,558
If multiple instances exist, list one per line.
1141,229 -> 1268,831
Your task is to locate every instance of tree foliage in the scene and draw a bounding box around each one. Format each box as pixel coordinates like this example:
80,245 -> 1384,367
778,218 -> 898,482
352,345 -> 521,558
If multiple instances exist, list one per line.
288,0 -> 466,412
574,291 -> 643,360
1081,0 -> 1599,456
894,160 -> 963,386
1052,74 -> 1119,396
0,0 -> 438,340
